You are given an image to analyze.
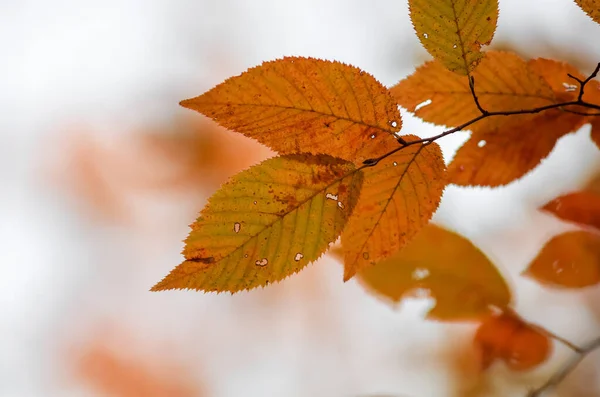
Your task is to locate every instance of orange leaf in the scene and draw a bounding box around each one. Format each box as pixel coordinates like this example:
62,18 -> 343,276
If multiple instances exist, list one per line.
528,57 -> 600,112
390,51 -> 555,131
181,57 -> 402,165
592,119 -> 600,149
341,137 -> 446,280
353,224 -> 511,321
474,312 -> 552,371
447,110 -> 584,186
574,0 -> 600,24
523,231 -> 600,288
541,191 -> 600,230
75,334 -> 200,397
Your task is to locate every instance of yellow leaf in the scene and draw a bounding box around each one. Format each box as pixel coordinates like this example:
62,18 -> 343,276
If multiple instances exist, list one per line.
180,57 -> 402,165
447,110 -> 585,186
151,154 -> 363,293
341,136 -> 446,280
356,224 -> 511,320
390,51 -> 555,131
523,231 -> 600,288
408,0 -> 498,74
541,191 -> 600,230
574,0 -> 600,24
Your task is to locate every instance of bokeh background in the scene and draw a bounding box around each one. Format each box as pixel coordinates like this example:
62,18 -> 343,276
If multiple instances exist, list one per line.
3,0 -> 600,396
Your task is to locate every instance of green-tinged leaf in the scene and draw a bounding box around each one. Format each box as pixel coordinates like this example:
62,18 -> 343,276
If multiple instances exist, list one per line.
355,224 -> 511,321
152,154 -> 363,293
409,0 -> 498,74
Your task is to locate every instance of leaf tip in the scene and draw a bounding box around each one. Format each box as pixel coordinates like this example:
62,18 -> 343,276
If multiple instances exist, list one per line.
179,97 -> 196,110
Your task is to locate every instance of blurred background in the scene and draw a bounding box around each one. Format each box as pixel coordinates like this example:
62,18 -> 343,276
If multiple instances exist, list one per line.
3,0 -> 600,396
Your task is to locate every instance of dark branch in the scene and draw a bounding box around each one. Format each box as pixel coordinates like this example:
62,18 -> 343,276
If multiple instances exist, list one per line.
527,336 -> 600,397
469,76 -> 489,116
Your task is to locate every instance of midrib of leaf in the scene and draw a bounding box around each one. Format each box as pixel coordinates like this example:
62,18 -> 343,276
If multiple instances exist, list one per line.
197,101 -> 395,136
348,145 -> 425,267
174,167 -> 361,286
450,0 -> 470,75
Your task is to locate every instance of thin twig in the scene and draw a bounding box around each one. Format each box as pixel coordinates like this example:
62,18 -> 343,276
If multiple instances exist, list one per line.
527,336 -> 600,397
362,61 -> 600,167
469,76 -> 489,116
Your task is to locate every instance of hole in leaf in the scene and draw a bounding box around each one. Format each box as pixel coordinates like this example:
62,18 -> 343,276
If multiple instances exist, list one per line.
414,99 -> 432,111
477,140 -> 487,148
255,258 -> 268,267
294,253 -> 304,261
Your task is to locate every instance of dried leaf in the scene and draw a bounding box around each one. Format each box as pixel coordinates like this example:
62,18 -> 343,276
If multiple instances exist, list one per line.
523,231 -> 600,289
574,0 -> 600,24
152,154 -> 363,293
355,224 -> 511,321
447,110 -> 585,186
474,312 -> 552,371
391,51 -> 555,131
541,191 -> 600,230
181,57 -> 402,165
341,136 -> 446,280
408,0 -> 498,75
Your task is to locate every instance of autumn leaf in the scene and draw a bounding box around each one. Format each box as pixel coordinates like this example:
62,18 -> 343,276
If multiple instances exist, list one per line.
592,119 -> 600,150
574,0 -> 600,24
408,0 -> 498,75
152,154 -> 363,293
180,57 -> 402,165
74,333 -> 200,397
136,117 -> 273,191
391,51 -> 556,131
341,136 -> 446,280
351,224 -> 511,321
528,57 -> 600,112
474,311 -> 552,371
541,191 -> 600,230
447,110 -> 585,187
523,231 -> 600,289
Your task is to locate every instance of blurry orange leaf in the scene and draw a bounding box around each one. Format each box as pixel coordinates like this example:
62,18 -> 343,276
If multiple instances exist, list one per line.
152,154 -> 363,293
447,110 -> 584,186
76,336 -> 199,397
575,0 -> 600,24
352,224 -> 511,321
137,118 -> 272,191
391,51 -> 555,132
341,137 -> 446,280
180,57 -> 402,165
541,191 -> 600,229
49,131 -> 132,223
408,0 -> 498,75
523,231 -> 600,288
474,312 -> 552,371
